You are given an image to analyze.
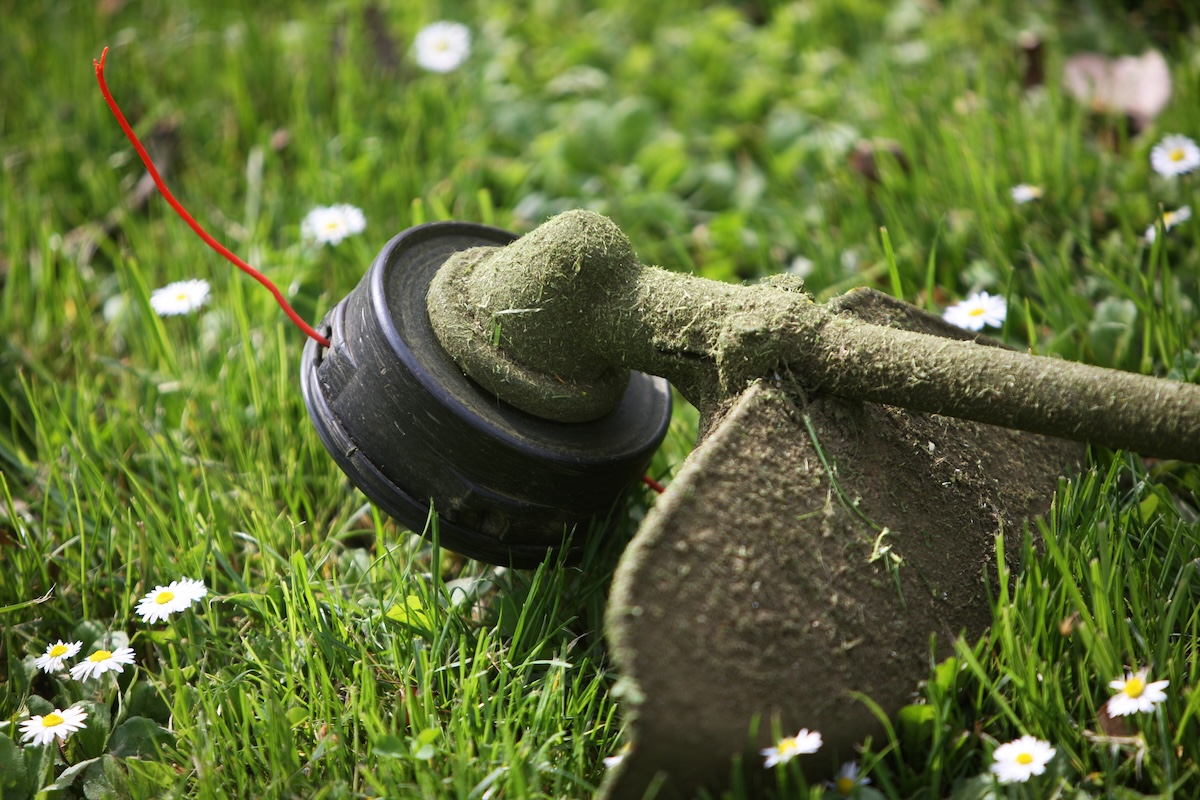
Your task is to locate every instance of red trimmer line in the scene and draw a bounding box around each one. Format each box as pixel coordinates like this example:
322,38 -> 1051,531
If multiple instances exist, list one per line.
95,48 -> 674,498
93,47 -> 331,349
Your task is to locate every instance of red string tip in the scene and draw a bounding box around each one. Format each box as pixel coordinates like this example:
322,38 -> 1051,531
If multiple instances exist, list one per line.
641,475 -> 666,494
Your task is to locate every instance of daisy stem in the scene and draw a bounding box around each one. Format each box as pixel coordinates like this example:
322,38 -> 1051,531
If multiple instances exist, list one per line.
92,47 -> 331,349
428,210 -> 1200,461
1157,707 -> 1174,787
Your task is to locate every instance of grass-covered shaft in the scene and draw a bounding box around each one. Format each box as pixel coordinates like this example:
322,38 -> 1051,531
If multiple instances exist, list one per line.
430,210 -> 1200,459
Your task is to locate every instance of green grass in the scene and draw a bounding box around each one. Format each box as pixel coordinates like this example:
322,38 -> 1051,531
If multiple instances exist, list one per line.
3,0 -> 1200,797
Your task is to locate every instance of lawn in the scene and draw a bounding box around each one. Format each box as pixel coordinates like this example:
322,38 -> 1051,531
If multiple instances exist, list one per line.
2,0 -> 1200,798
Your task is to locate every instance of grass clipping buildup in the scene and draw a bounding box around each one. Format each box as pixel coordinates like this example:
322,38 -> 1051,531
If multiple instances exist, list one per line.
428,210 -> 1200,461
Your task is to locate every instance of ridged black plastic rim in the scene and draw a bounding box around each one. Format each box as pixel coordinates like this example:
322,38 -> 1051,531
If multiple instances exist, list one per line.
300,221 -> 672,567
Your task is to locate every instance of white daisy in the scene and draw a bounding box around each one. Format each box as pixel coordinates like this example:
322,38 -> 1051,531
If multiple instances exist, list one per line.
1107,667 -> 1169,716
828,761 -> 871,796
1010,184 -> 1043,204
788,255 -> 815,278
943,291 -> 1007,331
603,743 -> 630,769
135,583 -> 194,623
150,279 -> 210,316
170,577 -> 208,606
301,204 -> 367,246
69,646 -> 136,681
34,640 -> 82,674
18,705 -> 89,746
990,735 -> 1055,783
1150,134 -> 1200,177
1144,205 -> 1192,243
762,728 -> 822,767
413,21 -> 471,73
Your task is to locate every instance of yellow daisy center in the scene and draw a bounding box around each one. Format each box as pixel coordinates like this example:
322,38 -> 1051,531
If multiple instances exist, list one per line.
42,712 -> 64,727
777,737 -> 798,756
89,650 -> 112,663
156,590 -> 176,605
836,776 -> 856,795
1016,752 -> 1034,765
1169,148 -> 1185,162
1124,676 -> 1145,698
325,221 -> 341,230
174,292 -> 188,301
968,307 -> 986,317
48,644 -> 69,657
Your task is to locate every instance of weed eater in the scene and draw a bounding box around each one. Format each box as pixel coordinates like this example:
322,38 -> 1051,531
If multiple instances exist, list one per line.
96,49 -> 1200,799
300,210 -> 1196,798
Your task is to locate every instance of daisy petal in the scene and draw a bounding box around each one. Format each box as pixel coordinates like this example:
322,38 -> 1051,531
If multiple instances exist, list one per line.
150,279 -> 210,316
19,705 -> 89,746
69,646 -> 136,681
301,204 -> 367,246
990,735 -> 1055,784
1150,134 -> 1200,177
761,727 -> 822,767
943,291 -> 1007,331
1106,668 -> 1169,716
34,639 -> 82,674
413,21 -> 471,73
135,584 -> 192,623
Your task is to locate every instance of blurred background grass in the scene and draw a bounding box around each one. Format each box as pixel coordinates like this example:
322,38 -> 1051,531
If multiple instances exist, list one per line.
3,0 -> 1200,798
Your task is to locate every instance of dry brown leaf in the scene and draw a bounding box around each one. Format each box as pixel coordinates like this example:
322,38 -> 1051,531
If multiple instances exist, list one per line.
848,138 -> 910,184
1018,31 -> 1044,89
1096,700 -> 1133,738
364,3 -> 399,73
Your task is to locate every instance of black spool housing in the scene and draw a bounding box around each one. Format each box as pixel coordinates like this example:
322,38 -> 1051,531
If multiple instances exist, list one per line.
300,222 -> 672,567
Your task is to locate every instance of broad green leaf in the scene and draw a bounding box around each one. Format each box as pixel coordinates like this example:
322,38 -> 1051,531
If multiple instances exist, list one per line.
412,728 -> 441,760
122,758 -> 178,795
7,657 -> 37,708
82,755 -> 124,800
72,620 -> 107,650
385,595 -> 431,631
1138,493 -> 1159,522
0,733 -> 31,800
107,716 -> 173,759
372,734 -> 406,759
74,701 -> 112,760
125,681 -> 171,725
946,774 -> 999,800
25,695 -> 53,717
933,656 -> 959,692
46,756 -> 101,791
897,702 -> 935,750
145,627 -> 180,645
897,703 -> 935,727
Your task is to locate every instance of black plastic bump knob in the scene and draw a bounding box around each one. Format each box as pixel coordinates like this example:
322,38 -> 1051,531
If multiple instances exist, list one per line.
300,221 -> 672,567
